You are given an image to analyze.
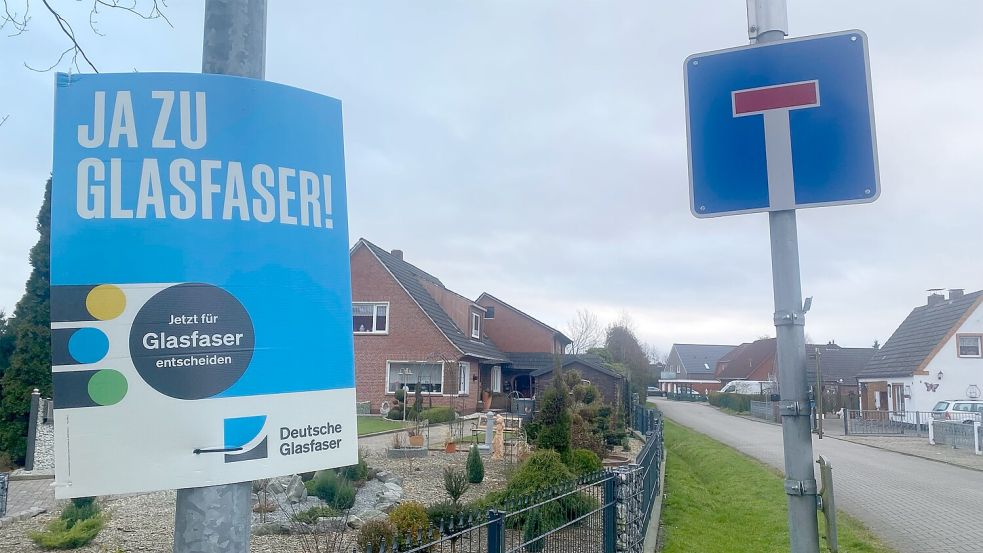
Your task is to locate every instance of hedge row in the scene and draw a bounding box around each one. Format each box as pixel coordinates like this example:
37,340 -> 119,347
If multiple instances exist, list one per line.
707,392 -> 766,413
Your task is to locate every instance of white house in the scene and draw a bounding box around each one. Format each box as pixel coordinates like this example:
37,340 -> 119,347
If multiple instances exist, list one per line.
857,289 -> 983,413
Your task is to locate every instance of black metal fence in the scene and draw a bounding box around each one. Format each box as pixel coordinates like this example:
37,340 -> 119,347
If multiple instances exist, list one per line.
359,405 -> 664,553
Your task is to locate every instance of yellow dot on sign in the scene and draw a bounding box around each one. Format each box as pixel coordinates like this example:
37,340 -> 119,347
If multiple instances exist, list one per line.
86,285 -> 126,320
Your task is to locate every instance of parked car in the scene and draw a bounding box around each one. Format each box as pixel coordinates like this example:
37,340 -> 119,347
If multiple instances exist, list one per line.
931,400 -> 983,423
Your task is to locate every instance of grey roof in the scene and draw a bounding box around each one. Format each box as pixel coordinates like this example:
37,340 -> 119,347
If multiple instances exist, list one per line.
359,239 -> 508,362
671,344 -> 737,377
858,291 -> 983,379
510,353 -> 625,380
806,345 -> 876,383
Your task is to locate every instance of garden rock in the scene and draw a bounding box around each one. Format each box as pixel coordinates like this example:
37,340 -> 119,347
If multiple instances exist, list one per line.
376,471 -> 403,486
285,475 -> 307,503
315,516 -> 348,533
267,479 -> 286,494
348,509 -> 386,529
253,521 -> 290,536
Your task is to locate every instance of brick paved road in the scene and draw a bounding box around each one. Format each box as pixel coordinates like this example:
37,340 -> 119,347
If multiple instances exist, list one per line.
655,399 -> 983,553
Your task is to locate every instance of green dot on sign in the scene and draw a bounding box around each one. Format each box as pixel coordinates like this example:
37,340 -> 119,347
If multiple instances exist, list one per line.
87,370 -> 127,406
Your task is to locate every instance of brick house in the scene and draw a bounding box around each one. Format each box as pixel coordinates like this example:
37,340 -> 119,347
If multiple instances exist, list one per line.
518,353 -> 627,406
476,293 -> 572,408
715,339 -> 777,386
659,343 -> 735,394
350,239 -> 573,415
351,239 -> 507,415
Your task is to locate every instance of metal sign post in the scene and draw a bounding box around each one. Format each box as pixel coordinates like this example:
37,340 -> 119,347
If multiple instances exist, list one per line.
686,0 -> 882,550
174,2 -> 267,552
756,2 -> 819,552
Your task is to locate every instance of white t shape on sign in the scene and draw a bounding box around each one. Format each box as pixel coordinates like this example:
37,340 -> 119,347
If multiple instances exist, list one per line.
732,80 -> 820,210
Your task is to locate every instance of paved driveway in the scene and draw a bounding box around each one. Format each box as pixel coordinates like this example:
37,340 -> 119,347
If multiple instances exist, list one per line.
654,399 -> 983,553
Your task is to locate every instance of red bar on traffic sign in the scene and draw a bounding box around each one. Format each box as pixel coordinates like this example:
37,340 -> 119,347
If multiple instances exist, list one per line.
732,80 -> 819,116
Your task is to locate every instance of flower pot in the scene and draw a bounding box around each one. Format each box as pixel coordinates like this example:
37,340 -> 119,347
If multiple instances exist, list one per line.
445,442 -> 457,453
408,435 -> 425,448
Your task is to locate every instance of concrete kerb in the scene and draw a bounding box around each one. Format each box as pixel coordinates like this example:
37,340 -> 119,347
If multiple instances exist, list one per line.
714,405 -> 983,474
0,507 -> 46,529
642,449 -> 667,553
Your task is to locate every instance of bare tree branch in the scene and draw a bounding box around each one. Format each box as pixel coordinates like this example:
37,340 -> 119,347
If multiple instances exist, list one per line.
567,309 -> 603,354
4,0 -> 171,72
39,0 -> 98,72
1,0 -> 30,36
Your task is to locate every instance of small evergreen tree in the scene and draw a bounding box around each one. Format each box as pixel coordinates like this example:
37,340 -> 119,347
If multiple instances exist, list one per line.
534,374 -> 572,455
0,180 -> 51,464
466,444 -> 484,484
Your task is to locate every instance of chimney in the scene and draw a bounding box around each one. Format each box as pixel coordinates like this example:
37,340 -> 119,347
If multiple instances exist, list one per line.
949,288 -> 965,300
928,293 -> 945,307
391,249 -> 403,261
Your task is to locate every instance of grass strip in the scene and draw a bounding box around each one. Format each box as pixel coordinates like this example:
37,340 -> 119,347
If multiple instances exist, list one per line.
356,415 -> 408,436
659,419 -> 896,553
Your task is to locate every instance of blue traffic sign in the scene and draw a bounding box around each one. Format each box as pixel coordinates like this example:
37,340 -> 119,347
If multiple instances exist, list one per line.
685,30 -> 879,218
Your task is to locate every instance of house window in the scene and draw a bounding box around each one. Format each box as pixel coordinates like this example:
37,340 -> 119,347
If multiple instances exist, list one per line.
353,302 -> 388,334
471,312 -> 481,339
891,383 -> 905,412
458,361 -> 470,395
387,362 -> 442,394
484,307 -> 495,319
490,365 -> 502,393
957,335 -> 982,357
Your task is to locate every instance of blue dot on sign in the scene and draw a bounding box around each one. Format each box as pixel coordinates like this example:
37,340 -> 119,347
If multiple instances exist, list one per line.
69,328 -> 110,364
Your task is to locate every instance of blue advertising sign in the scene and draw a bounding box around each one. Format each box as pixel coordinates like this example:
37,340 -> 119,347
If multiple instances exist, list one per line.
684,30 -> 879,218
50,73 -> 356,497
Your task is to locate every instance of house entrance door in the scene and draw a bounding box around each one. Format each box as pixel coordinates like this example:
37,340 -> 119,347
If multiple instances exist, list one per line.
878,391 -> 889,411
513,374 -> 533,398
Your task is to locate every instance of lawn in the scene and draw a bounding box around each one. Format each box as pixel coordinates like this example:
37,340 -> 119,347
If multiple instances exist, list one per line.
356,416 -> 407,436
659,419 -> 896,553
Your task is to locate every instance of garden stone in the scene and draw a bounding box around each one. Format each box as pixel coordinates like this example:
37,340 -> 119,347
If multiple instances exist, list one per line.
286,475 -> 307,503
348,509 -> 386,529
383,482 -> 402,494
267,479 -> 286,494
376,471 -> 403,486
315,516 -> 348,533
253,521 -> 290,536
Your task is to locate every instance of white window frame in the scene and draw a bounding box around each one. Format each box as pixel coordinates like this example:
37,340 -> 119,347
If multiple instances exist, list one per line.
490,365 -> 502,393
458,361 -> 470,395
956,334 -> 982,358
353,302 -> 389,335
385,361 -> 444,395
471,312 -> 481,339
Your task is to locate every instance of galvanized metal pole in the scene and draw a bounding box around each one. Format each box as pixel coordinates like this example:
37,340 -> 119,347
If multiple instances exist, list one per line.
173,2 -> 267,552
747,1 -> 821,552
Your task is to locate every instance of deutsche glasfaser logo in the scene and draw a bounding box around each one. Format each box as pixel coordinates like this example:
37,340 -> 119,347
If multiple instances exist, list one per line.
223,415 -> 268,463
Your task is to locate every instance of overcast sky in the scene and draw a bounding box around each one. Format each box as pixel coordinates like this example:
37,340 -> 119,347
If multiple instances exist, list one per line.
2,1 -> 981,354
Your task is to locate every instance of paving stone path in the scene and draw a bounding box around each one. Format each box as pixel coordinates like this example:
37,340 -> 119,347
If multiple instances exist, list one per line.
655,398 -> 983,553
4,478 -> 56,521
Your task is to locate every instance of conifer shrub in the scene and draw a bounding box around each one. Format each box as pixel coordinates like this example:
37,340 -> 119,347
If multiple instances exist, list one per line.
466,444 -> 485,484
534,377 -> 571,454
443,466 -> 470,503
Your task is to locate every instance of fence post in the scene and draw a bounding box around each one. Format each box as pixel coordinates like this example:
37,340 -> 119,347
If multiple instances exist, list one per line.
24,389 -> 40,471
487,509 -> 504,553
843,411 -> 849,436
603,474 -> 617,553
928,419 -> 935,445
974,422 -> 981,456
